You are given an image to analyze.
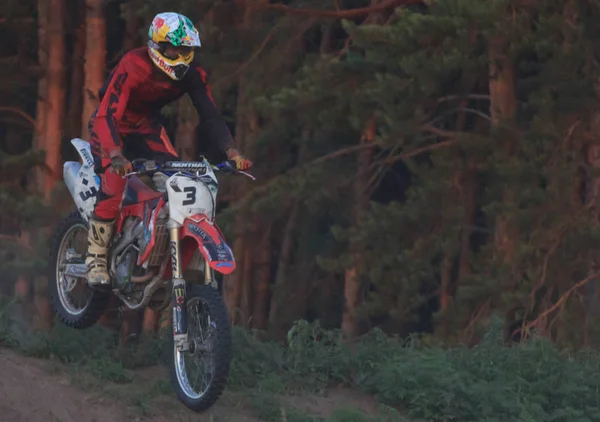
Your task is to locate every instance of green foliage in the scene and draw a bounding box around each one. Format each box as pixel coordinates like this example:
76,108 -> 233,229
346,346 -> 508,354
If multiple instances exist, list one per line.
245,0 -> 600,344
0,150 -> 50,281
230,319 -> 600,421
0,297 -> 599,421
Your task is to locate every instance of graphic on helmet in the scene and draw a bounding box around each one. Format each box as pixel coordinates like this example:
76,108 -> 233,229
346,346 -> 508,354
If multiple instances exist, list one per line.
147,12 -> 201,81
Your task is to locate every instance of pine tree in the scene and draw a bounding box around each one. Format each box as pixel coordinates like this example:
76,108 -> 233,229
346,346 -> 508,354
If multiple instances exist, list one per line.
258,0 -> 600,346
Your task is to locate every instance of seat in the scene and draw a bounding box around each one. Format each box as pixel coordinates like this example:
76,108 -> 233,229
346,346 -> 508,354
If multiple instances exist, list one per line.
121,175 -> 163,206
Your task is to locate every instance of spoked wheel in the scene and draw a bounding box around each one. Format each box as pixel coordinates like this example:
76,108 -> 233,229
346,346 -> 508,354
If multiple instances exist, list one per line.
48,212 -> 110,329
170,284 -> 232,412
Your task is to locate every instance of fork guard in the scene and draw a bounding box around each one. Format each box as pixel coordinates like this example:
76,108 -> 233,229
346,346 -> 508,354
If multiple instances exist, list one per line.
181,217 -> 236,275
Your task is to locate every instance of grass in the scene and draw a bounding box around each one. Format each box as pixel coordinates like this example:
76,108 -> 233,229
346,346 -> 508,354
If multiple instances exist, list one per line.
0,300 -> 599,421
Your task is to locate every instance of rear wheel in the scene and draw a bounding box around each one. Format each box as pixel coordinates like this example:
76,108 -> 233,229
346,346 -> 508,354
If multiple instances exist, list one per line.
170,284 -> 232,412
48,212 -> 110,329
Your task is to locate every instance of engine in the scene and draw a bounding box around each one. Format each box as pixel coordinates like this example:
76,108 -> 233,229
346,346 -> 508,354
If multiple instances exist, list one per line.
112,205 -> 170,293
137,205 -> 170,268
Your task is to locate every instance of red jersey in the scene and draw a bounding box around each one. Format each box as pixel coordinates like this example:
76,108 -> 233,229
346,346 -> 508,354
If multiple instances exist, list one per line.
89,47 -> 233,160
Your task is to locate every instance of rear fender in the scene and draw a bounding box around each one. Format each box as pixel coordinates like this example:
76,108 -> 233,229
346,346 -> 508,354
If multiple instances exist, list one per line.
181,216 -> 235,275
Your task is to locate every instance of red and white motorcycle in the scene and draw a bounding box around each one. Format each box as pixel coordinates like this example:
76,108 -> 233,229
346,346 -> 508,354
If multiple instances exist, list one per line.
48,138 -> 254,412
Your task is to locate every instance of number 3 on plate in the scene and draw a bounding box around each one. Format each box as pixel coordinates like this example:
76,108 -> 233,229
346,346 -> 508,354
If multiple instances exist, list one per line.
182,186 -> 196,205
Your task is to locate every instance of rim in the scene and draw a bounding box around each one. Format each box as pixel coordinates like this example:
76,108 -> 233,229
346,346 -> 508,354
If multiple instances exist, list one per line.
55,222 -> 93,316
174,296 -> 218,400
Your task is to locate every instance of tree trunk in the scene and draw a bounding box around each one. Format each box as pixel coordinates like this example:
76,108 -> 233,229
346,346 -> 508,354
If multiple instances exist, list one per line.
265,20 -> 335,339
489,35 -> 517,264
142,309 -> 160,334
33,0 -> 48,193
65,6 -> 85,138
223,87 -> 248,323
123,0 -> 140,51
221,2 -> 258,324
120,309 -> 143,345
252,224 -> 272,330
267,205 -> 299,338
44,0 -> 67,199
97,296 -> 120,329
14,275 -> 30,301
175,97 -> 198,160
33,276 -> 53,330
225,235 -> 244,324
342,118 -> 376,338
458,165 -> 477,282
240,242 -> 254,325
81,0 -> 106,140
585,117 -> 600,337
266,124 -> 312,338
488,33 -> 519,341
437,104 -> 473,332
439,255 -> 452,312
340,0 -> 390,339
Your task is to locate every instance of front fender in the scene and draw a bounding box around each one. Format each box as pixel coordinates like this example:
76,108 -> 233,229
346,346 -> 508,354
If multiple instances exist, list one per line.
181,217 -> 236,275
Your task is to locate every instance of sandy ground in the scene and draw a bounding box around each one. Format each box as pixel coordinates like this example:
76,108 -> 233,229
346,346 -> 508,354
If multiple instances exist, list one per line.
0,348 -> 381,422
0,349 -> 131,422
0,349 -> 250,422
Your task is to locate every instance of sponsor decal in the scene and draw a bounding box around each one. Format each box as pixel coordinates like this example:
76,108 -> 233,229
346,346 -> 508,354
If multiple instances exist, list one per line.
67,264 -> 87,277
201,245 -> 212,261
148,48 -> 177,78
174,286 -> 185,304
215,262 -> 233,268
215,243 -> 232,261
186,208 -> 209,215
170,241 -> 178,273
173,308 -> 179,333
186,223 -> 210,241
79,186 -> 98,202
80,148 -> 94,167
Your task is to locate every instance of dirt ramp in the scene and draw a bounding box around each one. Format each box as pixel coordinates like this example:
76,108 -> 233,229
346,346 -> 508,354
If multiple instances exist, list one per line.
0,349 -> 259,422
0,350 -> 139,422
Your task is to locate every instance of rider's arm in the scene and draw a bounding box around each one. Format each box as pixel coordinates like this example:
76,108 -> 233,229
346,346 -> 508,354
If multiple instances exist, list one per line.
91,57 -> 142,159
185,66 -> 235,155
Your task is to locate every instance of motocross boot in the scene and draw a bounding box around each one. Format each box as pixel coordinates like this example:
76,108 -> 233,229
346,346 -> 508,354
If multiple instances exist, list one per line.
85,215 -> 114,287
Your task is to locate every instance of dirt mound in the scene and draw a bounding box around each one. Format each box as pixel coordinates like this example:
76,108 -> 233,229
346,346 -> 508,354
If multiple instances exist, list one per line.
0,348 -> 380,422
0,349 -> 131,422
0,349 -> 255,422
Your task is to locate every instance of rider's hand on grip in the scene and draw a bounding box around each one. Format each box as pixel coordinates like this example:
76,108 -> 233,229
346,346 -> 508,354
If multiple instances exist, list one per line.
152,172 -> 169,192
110,154 -> 133,176
232,155 -> 252,171
225,148 -> 252,171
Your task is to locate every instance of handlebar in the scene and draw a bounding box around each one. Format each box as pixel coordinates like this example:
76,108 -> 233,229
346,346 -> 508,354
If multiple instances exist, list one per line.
124,158 -> 256,180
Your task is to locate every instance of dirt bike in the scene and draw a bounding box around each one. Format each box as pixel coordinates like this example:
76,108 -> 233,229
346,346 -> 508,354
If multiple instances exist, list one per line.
48,138 -> 254,412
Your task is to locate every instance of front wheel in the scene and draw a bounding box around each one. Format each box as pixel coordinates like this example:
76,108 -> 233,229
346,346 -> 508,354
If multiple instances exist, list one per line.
48,212 -> 110,329
170,284 -> 232,412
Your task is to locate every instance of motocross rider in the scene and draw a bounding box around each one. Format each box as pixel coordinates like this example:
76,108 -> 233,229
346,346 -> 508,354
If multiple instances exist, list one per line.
86,12 -> 252,287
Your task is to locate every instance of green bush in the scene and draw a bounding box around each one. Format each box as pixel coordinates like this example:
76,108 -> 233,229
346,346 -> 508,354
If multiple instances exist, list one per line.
230,319 -> 600,422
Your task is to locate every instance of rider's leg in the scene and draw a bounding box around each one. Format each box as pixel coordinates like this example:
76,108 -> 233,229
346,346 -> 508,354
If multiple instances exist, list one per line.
85,168 -> 126,286
86,110 -> 129,286
85,121 -> 177,286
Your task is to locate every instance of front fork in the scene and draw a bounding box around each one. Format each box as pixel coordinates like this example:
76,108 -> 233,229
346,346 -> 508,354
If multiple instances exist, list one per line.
169,223 -> 213,352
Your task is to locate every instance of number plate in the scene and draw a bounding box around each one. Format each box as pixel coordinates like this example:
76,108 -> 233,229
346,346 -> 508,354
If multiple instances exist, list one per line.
166,175 -> 216,225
